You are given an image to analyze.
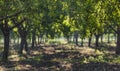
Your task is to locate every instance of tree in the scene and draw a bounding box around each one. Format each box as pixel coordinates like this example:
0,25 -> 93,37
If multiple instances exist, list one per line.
0,0 -> 25,61
104,0 -> 120,54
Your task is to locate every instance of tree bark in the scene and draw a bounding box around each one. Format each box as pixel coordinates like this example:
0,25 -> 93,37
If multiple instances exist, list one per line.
81,38 -> 84,47
116,27 -> 120,55
75,36 -> 78,46
18,26 -> 28,54
88,37 -> 92,47
1,20 -> 10,62
74,31 -> 78,46
67,36 -> 72,43
38,35 -> 40,44
19,36 -> 28,54
31,29 -> 36,48
40,34 -> 43,43
101,35 -> 103,44
2,32 -> 10,62
115,33 -> 117,43
95,35 -> 100,48
0,15 -> 25,62
25,38 -> 28,53
17,36 -> 20,44
19,38 -> 24,54
108,32 -> 110,43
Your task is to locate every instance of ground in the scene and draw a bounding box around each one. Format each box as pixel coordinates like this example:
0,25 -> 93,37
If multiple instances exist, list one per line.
0,43 -> 120,71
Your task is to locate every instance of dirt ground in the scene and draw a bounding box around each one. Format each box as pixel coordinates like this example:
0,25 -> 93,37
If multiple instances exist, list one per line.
0,44 -> 120,71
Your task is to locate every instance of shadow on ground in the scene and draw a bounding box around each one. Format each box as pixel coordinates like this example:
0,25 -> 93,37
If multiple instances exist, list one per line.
0,44 -> 119,71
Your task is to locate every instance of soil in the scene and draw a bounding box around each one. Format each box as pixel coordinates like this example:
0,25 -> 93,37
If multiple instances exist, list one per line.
0,44 -> 120,71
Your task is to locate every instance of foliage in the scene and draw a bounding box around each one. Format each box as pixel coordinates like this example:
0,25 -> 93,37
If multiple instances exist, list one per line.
0,0 -> 120,62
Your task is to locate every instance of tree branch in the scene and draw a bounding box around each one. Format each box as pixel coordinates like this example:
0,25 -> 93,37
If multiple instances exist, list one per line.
104,22 -> 118,34
0,11 -> 22,21
10,18 -> 26,30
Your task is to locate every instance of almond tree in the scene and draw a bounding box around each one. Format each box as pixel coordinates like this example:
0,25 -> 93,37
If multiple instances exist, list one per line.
104,0 -> 120,54
0,0 -> 25,61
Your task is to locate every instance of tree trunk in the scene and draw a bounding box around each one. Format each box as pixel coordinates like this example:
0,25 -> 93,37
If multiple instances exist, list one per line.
67,36 -> 71,43
81,38 -> 84,47
95,35 -> 100,48
19,38 -> 24,54
74,31 -> 78,46
31,29 -> 36,48
108,33 -> 110,43
115,33 -> 117,43
75,36 -> 78,46
116,27 -> 120,55
2,32 -> 10,62
17,36 -> 20,44
88,37 -> 92,47
1,20 -> 10,62
101,35 -> 103,44
25,38 -> 28,53
40,34 -> 43,43
19,36 -> 28,54
38,35 -> 40,44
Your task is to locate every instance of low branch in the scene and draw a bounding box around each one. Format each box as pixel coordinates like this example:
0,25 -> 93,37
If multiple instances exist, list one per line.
104,22 -> 118,34
10,18 -> 26,30
108,25 -> 118,33
0,11 -> 22,21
